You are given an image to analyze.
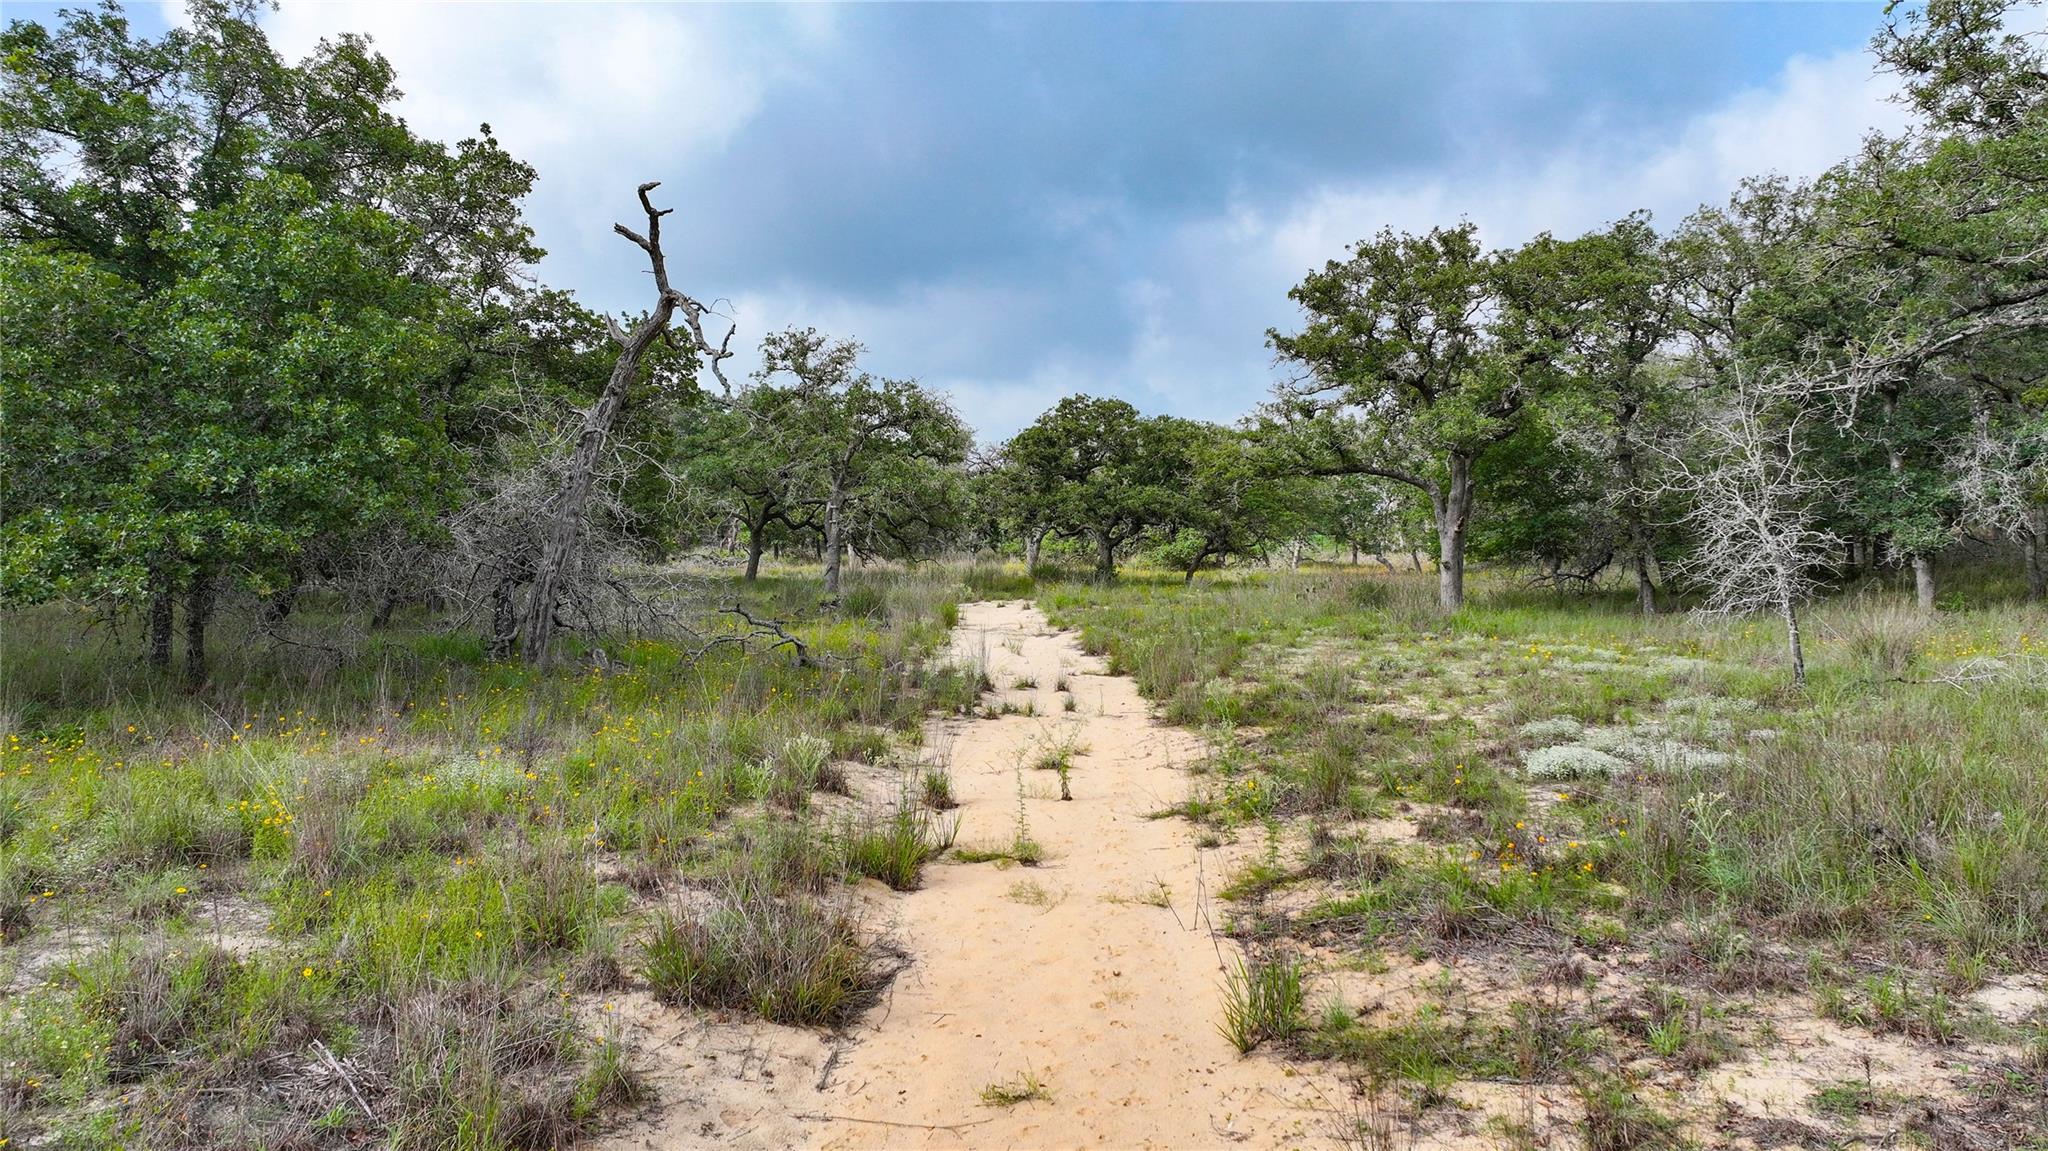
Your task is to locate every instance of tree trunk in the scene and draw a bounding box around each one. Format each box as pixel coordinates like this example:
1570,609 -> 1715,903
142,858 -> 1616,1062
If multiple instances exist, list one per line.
1349,541 -> 1359,566
1288,539 -> 1303,571
1375,552 -> 1396,574
1025,528 -> 1045,571
183,567 -> 214,685
1431,454 -> 1474,611
2026,504 -> 2048,603
744,526 -> 766,582
146,566 -> 174,672
1093,529 -> 1116,579
1408,549 -> 1423,573
1913,555 -> 1937,612
1779,594 -> 1807,688
518,184 -> 683,666
822,481 -> 847,598
1615,403 -> 1656,615
488,577 -> 521,660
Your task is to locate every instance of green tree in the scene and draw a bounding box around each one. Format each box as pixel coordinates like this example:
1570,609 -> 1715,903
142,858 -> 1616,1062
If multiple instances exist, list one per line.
1269,223 -> 1582,609
0,0 -> 549,671
753,329 -> 971,597
1,176 -> 454,678
1001,395 -> 1188,578
1154,424 -> 1313,583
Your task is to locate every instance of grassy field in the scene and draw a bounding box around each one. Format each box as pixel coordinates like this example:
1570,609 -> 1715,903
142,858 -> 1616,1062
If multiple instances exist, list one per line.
2,559 -> 2044,1148
1042,565 -> 2048,1147
0,570 -> 971,1149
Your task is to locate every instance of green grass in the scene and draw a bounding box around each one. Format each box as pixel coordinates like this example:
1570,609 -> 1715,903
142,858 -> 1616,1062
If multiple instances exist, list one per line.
1043,567 -> 2048,965
1218,952 -> 1305,1053
840,798 -> 955,891
641,879 -> 878,1026
0,568 -> 966,1146
978,1068 -> 1051,1106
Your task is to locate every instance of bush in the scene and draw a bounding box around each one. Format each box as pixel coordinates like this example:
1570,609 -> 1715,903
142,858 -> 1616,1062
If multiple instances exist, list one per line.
1521,744 -> 1628,781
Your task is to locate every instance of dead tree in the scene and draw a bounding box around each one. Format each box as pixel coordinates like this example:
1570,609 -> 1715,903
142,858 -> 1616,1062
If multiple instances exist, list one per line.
1659,375 -> 1840,687
517,182 -> 733,666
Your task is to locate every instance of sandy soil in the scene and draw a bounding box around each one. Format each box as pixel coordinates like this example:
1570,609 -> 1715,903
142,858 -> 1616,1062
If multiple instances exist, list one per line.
594,600 -> 1352,1150
813,600 -> 1350,1149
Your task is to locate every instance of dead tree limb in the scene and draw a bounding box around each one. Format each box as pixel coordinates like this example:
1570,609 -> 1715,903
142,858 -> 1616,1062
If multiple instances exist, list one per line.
715,604 -> 824,668
518,183 -> 699,666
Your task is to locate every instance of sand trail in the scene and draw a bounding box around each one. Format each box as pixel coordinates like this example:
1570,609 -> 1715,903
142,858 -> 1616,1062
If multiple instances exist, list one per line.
593,600 -> 1349,1151
811,600 -> 1346,1150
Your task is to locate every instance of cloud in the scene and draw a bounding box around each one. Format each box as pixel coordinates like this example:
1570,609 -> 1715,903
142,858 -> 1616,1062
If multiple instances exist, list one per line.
254,2 -> 835,269
140,2 -> 1908,440
1032,45 -> 1915,441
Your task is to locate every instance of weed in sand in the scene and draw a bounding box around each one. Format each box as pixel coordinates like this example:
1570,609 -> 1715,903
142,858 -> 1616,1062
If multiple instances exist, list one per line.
919,763 -> 958,810
1006,880 -> 1065,909
979,1069 -> 1051,1106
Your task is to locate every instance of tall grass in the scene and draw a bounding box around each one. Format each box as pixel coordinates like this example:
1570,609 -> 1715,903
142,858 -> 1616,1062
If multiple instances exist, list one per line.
1219,952 -> 1305,1053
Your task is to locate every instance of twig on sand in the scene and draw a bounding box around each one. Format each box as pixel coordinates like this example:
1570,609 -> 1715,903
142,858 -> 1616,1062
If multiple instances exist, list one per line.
797,1113 -> 998,1132
815,1039 -> 847,1092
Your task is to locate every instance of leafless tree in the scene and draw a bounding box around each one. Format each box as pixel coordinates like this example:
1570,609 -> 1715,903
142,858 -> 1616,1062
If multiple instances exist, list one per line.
1658,373 -> 1842,686
1955,402 -> 2048,599
517,182 -> 733,666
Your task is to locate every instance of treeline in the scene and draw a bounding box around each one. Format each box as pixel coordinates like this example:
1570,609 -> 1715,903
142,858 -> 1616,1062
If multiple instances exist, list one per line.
3,1 -> 2045,683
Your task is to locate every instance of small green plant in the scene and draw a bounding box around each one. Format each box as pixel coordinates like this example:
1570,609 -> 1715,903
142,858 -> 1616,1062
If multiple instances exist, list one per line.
956,835 -> 1044,867
1810,1078 -> 1886,1117
979,1069 -> 1051,1106
919,764 -> 957,810
840,800 -> 954,892
1219,952 -> 1304,1053
1646,1015 -> 1685,1058
1030,733 -> 1085,774
1006,880 -> 1063,909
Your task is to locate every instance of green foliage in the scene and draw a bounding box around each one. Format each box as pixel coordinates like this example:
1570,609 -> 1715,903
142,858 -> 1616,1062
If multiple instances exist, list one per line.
998,395 -> 1200,576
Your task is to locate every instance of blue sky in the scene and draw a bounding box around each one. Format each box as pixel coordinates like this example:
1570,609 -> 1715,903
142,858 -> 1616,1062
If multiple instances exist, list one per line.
59,2 -> 1905,439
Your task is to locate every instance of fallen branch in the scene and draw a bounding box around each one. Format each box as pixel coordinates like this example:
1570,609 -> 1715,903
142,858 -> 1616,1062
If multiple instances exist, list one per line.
717,604 -> 826,668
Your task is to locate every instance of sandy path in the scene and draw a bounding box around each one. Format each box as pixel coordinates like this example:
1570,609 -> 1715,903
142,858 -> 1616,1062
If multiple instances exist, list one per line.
811,600 -> 1347,1150
593,600 -> 1350,1151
